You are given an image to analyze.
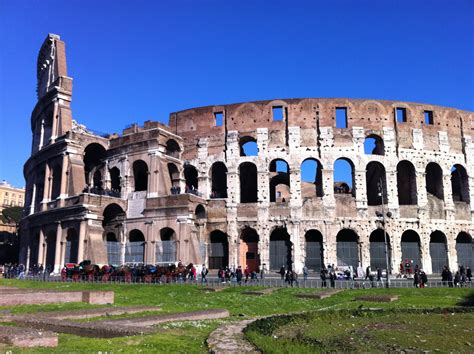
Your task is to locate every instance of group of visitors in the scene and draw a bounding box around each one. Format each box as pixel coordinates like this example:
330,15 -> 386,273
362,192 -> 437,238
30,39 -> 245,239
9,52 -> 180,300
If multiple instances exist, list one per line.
217,265 -> 260,285
0,263 -> 26,279
278,265 -> 299,287
413,269 -> 429,287
441,265 -> 472,287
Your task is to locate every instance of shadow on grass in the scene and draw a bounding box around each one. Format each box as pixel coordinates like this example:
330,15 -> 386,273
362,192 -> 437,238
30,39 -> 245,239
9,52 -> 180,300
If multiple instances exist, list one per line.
458,290 -> 474,306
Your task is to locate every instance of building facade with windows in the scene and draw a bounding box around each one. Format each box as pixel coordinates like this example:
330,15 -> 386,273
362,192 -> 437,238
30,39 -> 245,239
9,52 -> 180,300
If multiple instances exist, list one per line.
19,34 -> 474,274
0,181 -> 25,212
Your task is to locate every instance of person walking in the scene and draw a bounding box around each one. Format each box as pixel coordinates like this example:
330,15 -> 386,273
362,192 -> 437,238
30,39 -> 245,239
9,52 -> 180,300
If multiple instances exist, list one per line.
320,267 -> 327,288
201,264 -> 208,284
279,265 -> 286,280
260,263 -> 266,280
302,265 -> 309,281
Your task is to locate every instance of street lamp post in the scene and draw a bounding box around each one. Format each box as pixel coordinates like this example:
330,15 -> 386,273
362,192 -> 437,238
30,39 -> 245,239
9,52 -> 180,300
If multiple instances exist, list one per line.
376,179 -> 391,288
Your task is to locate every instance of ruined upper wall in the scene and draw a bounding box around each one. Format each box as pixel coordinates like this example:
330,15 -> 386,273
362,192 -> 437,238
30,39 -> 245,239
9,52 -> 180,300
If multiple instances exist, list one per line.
169,98 -> 474,159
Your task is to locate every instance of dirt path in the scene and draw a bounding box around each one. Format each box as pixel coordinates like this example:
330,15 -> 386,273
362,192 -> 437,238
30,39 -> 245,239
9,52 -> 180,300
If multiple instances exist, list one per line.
207,319 -> 260,354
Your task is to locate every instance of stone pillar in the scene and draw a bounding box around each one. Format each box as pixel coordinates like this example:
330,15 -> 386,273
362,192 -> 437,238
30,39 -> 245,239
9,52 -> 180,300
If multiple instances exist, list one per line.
30,183 -> 37,215
443,170 -> 455,219
38,118 -> 45,150
77,220 -> 86,263
355,168 -> 367,210
145,222 -> 155,264
289,222 -> 302,272
38,229 -> 45,266
390,230 -> 402,274
417,170 -> 428,207
322,168 -> 335,208
42,164 -> 51,204
227,167 -> 239,204
50,100 -> 59,143
120,224 -> 126,265
257,165 -> 269,204
385,167 -> 399,210
53,222 -> 63,273
289,166 -> 302,207
420,234 -> 432,274
59,153 -> 69,199
446,234 -> 457,271
359,231 -> 370,269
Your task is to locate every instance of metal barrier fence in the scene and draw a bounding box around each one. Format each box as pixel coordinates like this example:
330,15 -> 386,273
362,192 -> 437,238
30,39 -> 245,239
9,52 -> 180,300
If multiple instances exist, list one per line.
17,275 -> 473,289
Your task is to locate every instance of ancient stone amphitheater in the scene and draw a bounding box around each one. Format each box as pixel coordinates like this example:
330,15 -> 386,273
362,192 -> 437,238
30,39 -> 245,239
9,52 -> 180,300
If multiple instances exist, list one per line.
19,34 -> 474,275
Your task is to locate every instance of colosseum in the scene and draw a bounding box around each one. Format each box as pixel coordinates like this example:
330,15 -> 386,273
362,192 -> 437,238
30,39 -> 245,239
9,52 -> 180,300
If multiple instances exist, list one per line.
19,34 -> 474,276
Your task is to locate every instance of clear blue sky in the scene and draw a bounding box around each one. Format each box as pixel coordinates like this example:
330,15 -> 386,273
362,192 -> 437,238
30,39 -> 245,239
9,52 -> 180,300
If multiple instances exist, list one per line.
1,0 -> 473,188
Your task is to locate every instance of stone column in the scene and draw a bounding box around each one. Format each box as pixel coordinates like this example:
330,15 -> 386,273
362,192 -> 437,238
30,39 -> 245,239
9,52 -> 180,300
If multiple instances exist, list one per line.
257,165 -> 269,204
443,170 -> 455,219
38,118 -> 45,150
420,234 -> 432,274
227,220 -> 239,268
59,153 -> 69,200
120,224 -> 126,265
289,222 -> 302,272
77,220 -> 86,263
53,222 -> 63,273
322,168 -> 335,208
50,100 -> 59,143
289,167 -> 302,207
355,168 -> 367,210
42,164 -> 51,206
385,167 -> 399,210
446,234 -> 457,271
145,222 -> 155,264
417,171 -> 428,207
38,229 -> 45,266
30,183 -> 37,215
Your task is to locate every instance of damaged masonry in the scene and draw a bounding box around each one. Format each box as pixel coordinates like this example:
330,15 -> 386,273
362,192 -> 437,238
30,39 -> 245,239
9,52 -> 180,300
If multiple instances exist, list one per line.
19,34 -> 474,275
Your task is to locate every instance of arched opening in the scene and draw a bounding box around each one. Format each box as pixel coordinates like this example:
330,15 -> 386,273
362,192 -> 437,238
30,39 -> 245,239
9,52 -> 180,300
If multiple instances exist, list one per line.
184,165 -> 198,194
166,139 -> 181,158
125,229 -> 145,263
239,136 -> 258,157
456,232 -> 473,269
240,227 -> 260,272
45,231 -> 57,271
156,228 -> 176,264
102,203 -> 126,227
29,232 -> 40,266
83,143 -> 106,188
92,170 -> 103,190
106,232 -> 120,266
305,230 -> 324,272
397,160 -> 417,205
366,161 -> 387,206
401,230 -> 421,270
300,158 -> 323,198
133,160 -> 149,192
426,162 -> 444,200
269,227 -> 292,271
451,165 -> 470,203
211,162 -> 228,198
109,167 -> 121,192
50,164 -> 62,200
64,228 -> 79,264
364,134 -> 385,155
269,159 -> 290,202
209,230 -> 229,269
334,158 -> 355,196
195,204 -> 206,219
168,163 -> 180,194
239,162 -> 257,203
369,229 -> 391,271
430,231 -> 448,273
336,229 -> 359,269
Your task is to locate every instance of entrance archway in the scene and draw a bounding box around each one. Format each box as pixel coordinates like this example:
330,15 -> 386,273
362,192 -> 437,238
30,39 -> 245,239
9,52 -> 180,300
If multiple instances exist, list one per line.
125,229 -> 145,263
336,229 -> 359,269
430,231 -> 448,274
240,228 -> 259,272
305,230 -> 323,271
269,227 -> 292,270
401,230 -> 421,270
209,231 -> 228,269
456,232 -> 473,269
64,228 -> 79,264
369,229 -> 391,272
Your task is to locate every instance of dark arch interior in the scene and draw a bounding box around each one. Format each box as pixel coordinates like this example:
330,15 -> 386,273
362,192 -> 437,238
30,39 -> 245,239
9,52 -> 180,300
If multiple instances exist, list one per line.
84,143 -> 106,187
209,230 -> 229,269
366,161 -> 387,206
397,161 -> 417,205
269,159 -> 290,202
430,231 -> 448,273
129,229 -> 145,242
133,160 -> 149,192
426,162 -> 444,200
305,230 -> 324,272
102,203 -> 125,226
401,230 -> 421,269
334,158 -> 355,196
195,204 -> 206,218
241,227 -> 259,243
451,165 -> 470,203
126,229 -> 145,263
157,228 -> 176,264
64,228 -> 79,264
106,232 -> 118,242
269,227 -> 292,271
160,227 -> 175,241
211,162 -> 227,198
184,165 -> 198,193
336,229 -> 359,268
456,232 -> 473,269
109,167 -> 121,192
369,229 -> 391,271
240,162 -> 257,203
166,139 -> 180,157
50,164 -> 62,199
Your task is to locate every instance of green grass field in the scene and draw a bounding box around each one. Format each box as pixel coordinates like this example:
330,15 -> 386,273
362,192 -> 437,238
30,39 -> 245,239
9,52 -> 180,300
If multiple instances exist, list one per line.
0,279 -> 472,353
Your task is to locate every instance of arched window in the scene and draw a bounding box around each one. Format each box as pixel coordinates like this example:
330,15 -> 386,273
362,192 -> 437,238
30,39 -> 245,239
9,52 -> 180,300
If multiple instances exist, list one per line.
133,160 -> 149,192
397,161 -> 417,205
369,229 -> 391,272
364,134 -> 384,155
334,158 -> 355,196
300,158 -> 323,198
451,165 -> 470,203
125,229 -> 145,263
240,227 -> 260,272
166,139 -> 181,158
269,227 -> 292,271
157,228 -> 176,264
64,228 -> 79,264
456,232 -> 473,269
209,230 -> 228,269
83,143 -> 106,188
45,231 -> 57,271
430,231 -> 448,273
195,204 -> 206,219
168,163 -> 180,194
269,159 -> 290,202
426,162 -> 444,200
305,230 -> 324,272
184,165 -> 198,194
239,136 -> 258,156
239,162 -> 257,203
109,167 -> 121,192
50,164 -> 62,199
211,162 -> 227,198
401,230 -> 421,269
93,170 -> 103,190
366,161 -> 387,206
336,229 -> 359,269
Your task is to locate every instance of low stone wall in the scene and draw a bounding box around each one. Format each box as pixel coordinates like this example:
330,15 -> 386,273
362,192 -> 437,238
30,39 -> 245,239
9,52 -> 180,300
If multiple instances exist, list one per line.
0,288 -> 114,306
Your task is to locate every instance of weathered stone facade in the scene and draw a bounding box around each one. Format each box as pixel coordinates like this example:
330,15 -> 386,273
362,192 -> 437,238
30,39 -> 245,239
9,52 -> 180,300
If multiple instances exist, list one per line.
20,34 -> 474,275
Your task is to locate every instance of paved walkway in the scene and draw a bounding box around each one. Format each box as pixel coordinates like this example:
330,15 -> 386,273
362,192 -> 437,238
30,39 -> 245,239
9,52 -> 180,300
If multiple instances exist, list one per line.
207,319 -> 260,354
